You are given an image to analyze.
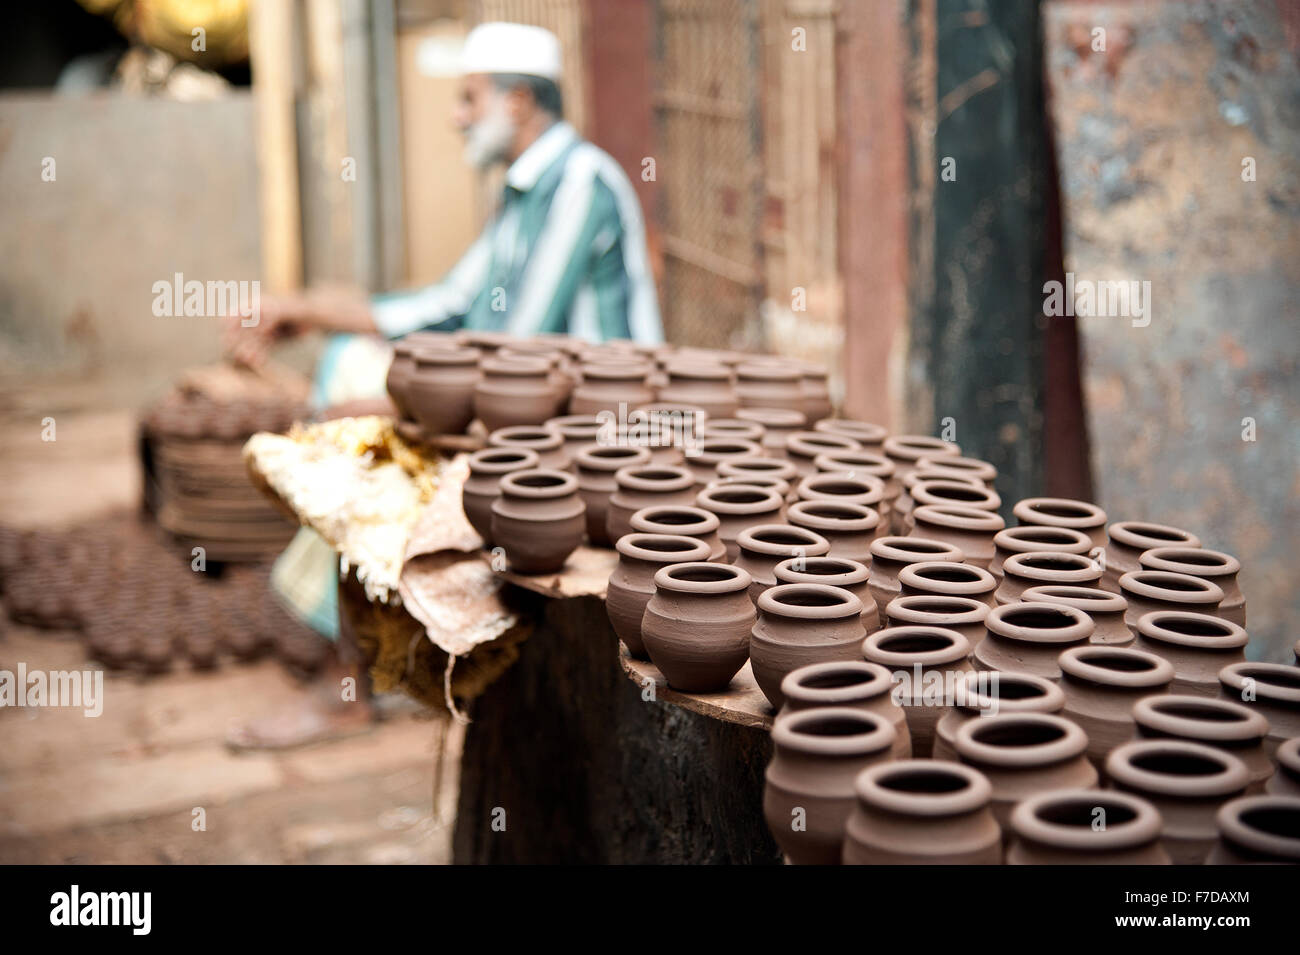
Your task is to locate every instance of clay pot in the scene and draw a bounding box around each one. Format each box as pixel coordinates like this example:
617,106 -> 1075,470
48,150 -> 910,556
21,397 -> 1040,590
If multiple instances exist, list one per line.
1106,739 -> 1250,864
814,418 -> 887,452
778,661 -> 909,758
795,472 -> 885,512
786,431 -> 863,478
706,475 -> 791,504
641,561 -> 756,692
385,341 -> 416,419
751,584 -> 867,710
1218,662 -> 1300,752
884,595 -> 989,651
813,451 -> 899,520
695,485 -> 786,562
1007,789 -> 1170,864
954,713 -> 1099,832
573,445 -> 652,545
933,670 -> 1065,761
995,551 -> 1103,605
786,501 -> 879,563
474,356 -> 557,431
462,448 -> 540,546
546,414 -> 604,468
843,760 -> 1002,865
973,602 -> 1094,680
632,403 -> 708,460
604,466 -> 698,543
899,560 -> 997,607
1267,739 -> 1300,798
914,453 -> 997,486
882,435 -> 961,489
733,524 -> 831,602
1020,585 -> 1132,645
1013,497 -> 1108,552
568,362 -> 654,416
656,361 -> 737,418
1207,795 -> 1300,864
867,535 -> 965,610
717,456 -> 800,492
774,557 -> 879,630
909,505 -> 1005,569
1133,695 -> 1275,794
862,625 -> 973,757
907,479 -> 1001,525
684,438 -> 764,489
1134,612 -> 1247,697
1120,570 -> 1224,633
990,525 -> 1093,579
458,329 -> 515,354
701,417 -> 765,444
607,533 -> 712,659
627,504 -> 725,562
734,362 -> 806,415
799,366 -> 833,423
1103,520 -> 1201,591
1139,546 -> 1245,627
489,469 -> 586,574
736,408 -> 807,458
896,472 -> 984,531
487,425 -> 567,471
763,707 -> 896,865
1058,645 -> 1175,767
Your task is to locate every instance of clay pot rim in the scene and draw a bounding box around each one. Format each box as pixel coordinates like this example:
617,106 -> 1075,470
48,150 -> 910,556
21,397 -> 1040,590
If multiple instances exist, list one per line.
734,362 -> 802,382
863,625 -> 971,668
579,361 -> 651,382
954,712 -> 1089,768
1132,694 -> 1269,744
870,535 -> 965,564
759,582 -> 863,619
1020,585 -> 1126,615
781,660 -> 893,706
497,468 -> 580,499
899,560 -> 995,595
633,402 -> 709,421
915,453 -> 997,482
771,706 -> 896,758
994,525 -> 1093,554
1276,738 -> 1300,776
411,345 -> 480,365
735,407 -> 806,428
1136,611 -> 1246,650
614,533 -> 712,565
489,426 -> 564,450
1003,551 -> 1103,583
1215,795 -> 1300,860
911,479 -> 1001,511
574,444 -> 652,472
1012,789 -> 1163,851
1108,739 -> 1250,798
628,504 -> 720,537
955,669 -> 1065,714
694,438 -> 764,459
1108,520 -> 1201,550
481,355 -> 551,376
796,472 -> 885,506
547,413 -> 603,434
701,418 -> 765,438
904,470 -> 986,492
1139,546 -> 1240,579
774,556 -> 871,587
886,595 -> 989,626
613,465 -> 695,493
1219,662 -> 1300,705
986,602 -> 1094,645
717,457 -> 800,480
787,500 -> 880,532
706,476 -> 791,497
653,560 -> 751,594
854,759 -> 992,817
735,523 -> 832,559
882,434 -> 961,462
1059,645 -> 1175,689
1120,570 -> 1224,604
467,447 -> 541,474
695,484 -> 785,515
813,452 -> 895,482
786,431 -> 863,458
814,418 -> 888,443
663,360 -> 732,381
912,504 -> 1005,533
1012,497 -> 1107,529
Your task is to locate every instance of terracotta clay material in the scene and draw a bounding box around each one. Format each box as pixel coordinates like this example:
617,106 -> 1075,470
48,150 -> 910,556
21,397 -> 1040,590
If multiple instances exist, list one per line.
909,478 -> 1001,519
1103,520 -> 1202,591
1134,611 -> 1248,697
695,485 -> 786,562
1020,585 -> 1132,646
882,434 -> 962,488
733,523 -> 831,602
786,500 -> 879,563
1133,695 -> 1275,794
385,341 -> 415,419
786,431 -> 864,478
462,448 -> 541,546
867,535 -> 965,610
546,414 -> 605,468
736,407 -> 807,458
914,453 -> 997,486
861,625 -> 973,758
701,417 -> 765,444
933,670 -> 1066,761
604,465 -> 698,544
632,403 -> 708,459
795,472 -> 886,512
1139,546 -> 1245,627
751,584 -> 868,710
458,329 -> 515,352
473,356 -> 557,431
1120,570 -> 1224,634
640,561 -> 757,692
568,362 -> 654,416
734,362 -> 807,416
706,475 -> 791,504
1013,497 -> 1108,551
885,595 -> 990,652
973,602 -> 1094,680
763,707 -> 896,865
1106,739 -> 1251,864
954,713 -> 1099,833
656,360 -> 738,419
843,760 -> 1002,865
487,425 -> 568,471
574,445 -> 652,545
1007,789 -> 1170,864
404,346 -> 482,436
607,533 -> 712,659
813,450 -> 899,514
799,366 -> 833,423
990,524 -> 1093,579
908,505 -> 1005,569
899,560 -> 997,607
778,660 -> 910,757
814,418 -> 887,452
895,471 -> 983,531
1267,738 -> 1300,798
995,551 -> 1103,605
1058,645 -> 1175,767
685,439 -> 765,489
626,504 -> 725,562
1207,794 -> 1300,864
717,456 -> 801,491
1218,662 -> 1300,752
489,469 -> 586,574
774,556 -> 879,630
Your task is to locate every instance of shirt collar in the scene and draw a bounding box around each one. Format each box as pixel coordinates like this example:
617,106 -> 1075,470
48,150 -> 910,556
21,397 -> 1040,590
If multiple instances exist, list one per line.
504,121 -> 578,192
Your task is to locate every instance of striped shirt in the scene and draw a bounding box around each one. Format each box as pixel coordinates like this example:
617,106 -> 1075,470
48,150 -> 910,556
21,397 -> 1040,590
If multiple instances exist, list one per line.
371,121 -> 662,345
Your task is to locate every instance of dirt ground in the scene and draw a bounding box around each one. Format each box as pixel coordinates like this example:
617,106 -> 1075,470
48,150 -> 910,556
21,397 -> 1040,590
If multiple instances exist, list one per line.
0,406 -> 460,864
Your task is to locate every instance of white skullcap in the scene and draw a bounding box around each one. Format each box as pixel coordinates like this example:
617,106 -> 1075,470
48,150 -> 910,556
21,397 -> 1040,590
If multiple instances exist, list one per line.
461,22 -> 562,81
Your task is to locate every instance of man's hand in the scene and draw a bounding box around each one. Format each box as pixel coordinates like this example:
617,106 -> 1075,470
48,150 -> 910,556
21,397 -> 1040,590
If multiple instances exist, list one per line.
223,293 -> 303,368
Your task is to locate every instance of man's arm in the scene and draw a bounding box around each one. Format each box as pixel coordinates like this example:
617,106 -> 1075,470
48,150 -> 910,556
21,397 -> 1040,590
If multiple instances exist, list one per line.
370,231 -> 493,338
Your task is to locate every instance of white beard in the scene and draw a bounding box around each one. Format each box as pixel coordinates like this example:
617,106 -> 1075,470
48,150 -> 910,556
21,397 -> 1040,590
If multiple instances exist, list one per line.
463,101 -> 516,169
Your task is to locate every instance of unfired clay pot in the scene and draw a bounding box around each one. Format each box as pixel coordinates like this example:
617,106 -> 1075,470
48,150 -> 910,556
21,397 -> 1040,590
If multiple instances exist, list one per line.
763,707 -> 896,865
800,366 -> 833,423
1020,585 -> 1132,645
701,417 -> 765,444
631,404 -> 707,464
990,524 -> 1093,579
606,533 -> 712,659
734,362 -> 806,415
795,472 -> 885,512
1120,570 -> 1224,632
1057,645 -> 1175,767
842,760 -> 1002,865
685,439 -> 764,489
778,660 -> 910,758
884,595 -> 989,650
1103,520 -> 1201,591
489,469 -> 586,574
487,425 -> 567,471
973,602 -> 1094,680
695,485 -> 786,562
574,444 -> 651,545
1206,795 -> 1300,864
656,361 -> 737,418
861,625 -> 972,757
546,414 -> 604,468
813,450 -> 898,517
786,431 -> 863,478
1134,611 -> 1248,697
1133,694 -> 1275,794
462,447 -> 540,546
786,501 -> 879,564
1007,789 -> 1170,864
933,670 -> 1065,762
1106,739 -> 1250,864
385,341 -> 416,419
717,456 -> 800,491
774,556 -> 879,630
896,472 -> 985,531
706,474 -> 791,503
1218,662 -> 1300,752
995,551 -> 1103,605
736,408 -> 807,458
1013,497 -> 1108,551
733,524 -> 831,602
604,466 -> 698,543
908,479 -> 1001,522
898,560 -> 997,607
474,356 -> 557,431
568,362 -> 654,416
954,712 -> 1099,833
626,504 -> 724,562
914,453 -> 997,486
751,584 -> 867,710
405,346 -> 481,436
1139,546 -> 1245,627
814,418 -> 887,452
1266,738 -> 1300,798
641,561 -> 756,692
882,434 -> 961,489
909,505 -> 1005,569
867,535 -> 965,610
